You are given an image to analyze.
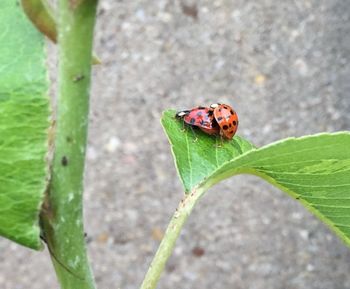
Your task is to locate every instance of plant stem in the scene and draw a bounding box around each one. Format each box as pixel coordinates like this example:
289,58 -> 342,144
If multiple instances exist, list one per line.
140,187 -> 205,289
40,1 -> 98,289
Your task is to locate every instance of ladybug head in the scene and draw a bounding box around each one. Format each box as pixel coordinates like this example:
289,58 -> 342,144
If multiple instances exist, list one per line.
175,110 -> 190,119
210,103 -> 221,109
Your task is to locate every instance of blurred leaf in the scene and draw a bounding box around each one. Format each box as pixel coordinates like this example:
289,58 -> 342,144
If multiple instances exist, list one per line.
0,0 -> 50,250
162,109 -> 350,246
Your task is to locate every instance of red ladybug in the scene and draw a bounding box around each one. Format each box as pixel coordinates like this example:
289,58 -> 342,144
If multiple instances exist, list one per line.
210,103 -> 239,139
176,106 -> 220,135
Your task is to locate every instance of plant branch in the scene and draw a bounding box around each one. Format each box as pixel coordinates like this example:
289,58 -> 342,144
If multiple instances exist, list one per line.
40,1 -> 98,288
21,0 -> 57,42
140,188 -> 205,289
21,0 -> 100,64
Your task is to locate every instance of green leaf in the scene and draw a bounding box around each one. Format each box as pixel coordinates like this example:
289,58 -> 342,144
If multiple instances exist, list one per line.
0,0 -> 50,250
162,109 -> 350,246
162,110 -> 255,193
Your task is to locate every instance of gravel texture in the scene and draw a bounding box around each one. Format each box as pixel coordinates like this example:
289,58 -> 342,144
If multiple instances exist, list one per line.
1,0 -> 350,288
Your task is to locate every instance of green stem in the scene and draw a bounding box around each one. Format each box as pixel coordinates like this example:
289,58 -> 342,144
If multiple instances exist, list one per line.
140,188 -> 205,289
40,1 -> 98,289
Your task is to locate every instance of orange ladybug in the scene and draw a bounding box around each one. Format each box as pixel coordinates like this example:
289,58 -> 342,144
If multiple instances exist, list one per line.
210,103 -> 239,139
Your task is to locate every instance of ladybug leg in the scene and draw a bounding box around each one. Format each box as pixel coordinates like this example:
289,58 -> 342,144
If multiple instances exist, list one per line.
213,132 -> 224,148
220,134 -> 224,146
189,126 -> 198,142
181,120 -> 186,132
213,136 -> 223,148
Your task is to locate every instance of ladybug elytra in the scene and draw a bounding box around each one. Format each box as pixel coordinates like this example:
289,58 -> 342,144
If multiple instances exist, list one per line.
176,106 -> 220,135
210,103 -> 239,139
176,103 -> 238,140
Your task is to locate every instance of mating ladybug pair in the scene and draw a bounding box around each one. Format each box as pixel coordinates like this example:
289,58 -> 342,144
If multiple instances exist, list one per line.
176,103 -> 238,140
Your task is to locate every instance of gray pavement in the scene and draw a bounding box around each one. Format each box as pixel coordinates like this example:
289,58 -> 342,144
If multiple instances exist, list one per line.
1,0 -> 350,288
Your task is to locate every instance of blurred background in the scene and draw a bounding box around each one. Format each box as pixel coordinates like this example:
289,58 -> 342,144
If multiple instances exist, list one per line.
1,0 -> 350,288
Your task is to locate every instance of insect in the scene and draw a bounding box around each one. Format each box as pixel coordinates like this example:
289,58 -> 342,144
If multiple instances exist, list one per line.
210,103 -> 239,139
176,106 -> 220,135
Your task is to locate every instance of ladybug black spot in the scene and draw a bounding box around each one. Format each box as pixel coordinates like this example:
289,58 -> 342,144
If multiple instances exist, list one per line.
230,109 -> 234,114
217,116 -> 223,121
223,106 -> 228,109
196,111 -> 203,116
229,123 -> 232,128
232,121 -> 237,126
190,118 -> 196,124
222,125 -> 229,130
229,130 -> 234,134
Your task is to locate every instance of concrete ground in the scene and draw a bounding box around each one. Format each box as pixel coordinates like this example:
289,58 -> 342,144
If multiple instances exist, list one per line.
1,0 -> 350,288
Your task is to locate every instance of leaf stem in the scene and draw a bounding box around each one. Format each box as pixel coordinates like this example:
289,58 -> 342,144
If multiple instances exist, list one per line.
140,188 -> 205,289
21,0 -> 57,42
40,1 -> 98,288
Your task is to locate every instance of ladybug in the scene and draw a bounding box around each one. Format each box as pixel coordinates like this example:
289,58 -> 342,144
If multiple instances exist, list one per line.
210,103 -> 238,139
176,106 -> 220,135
